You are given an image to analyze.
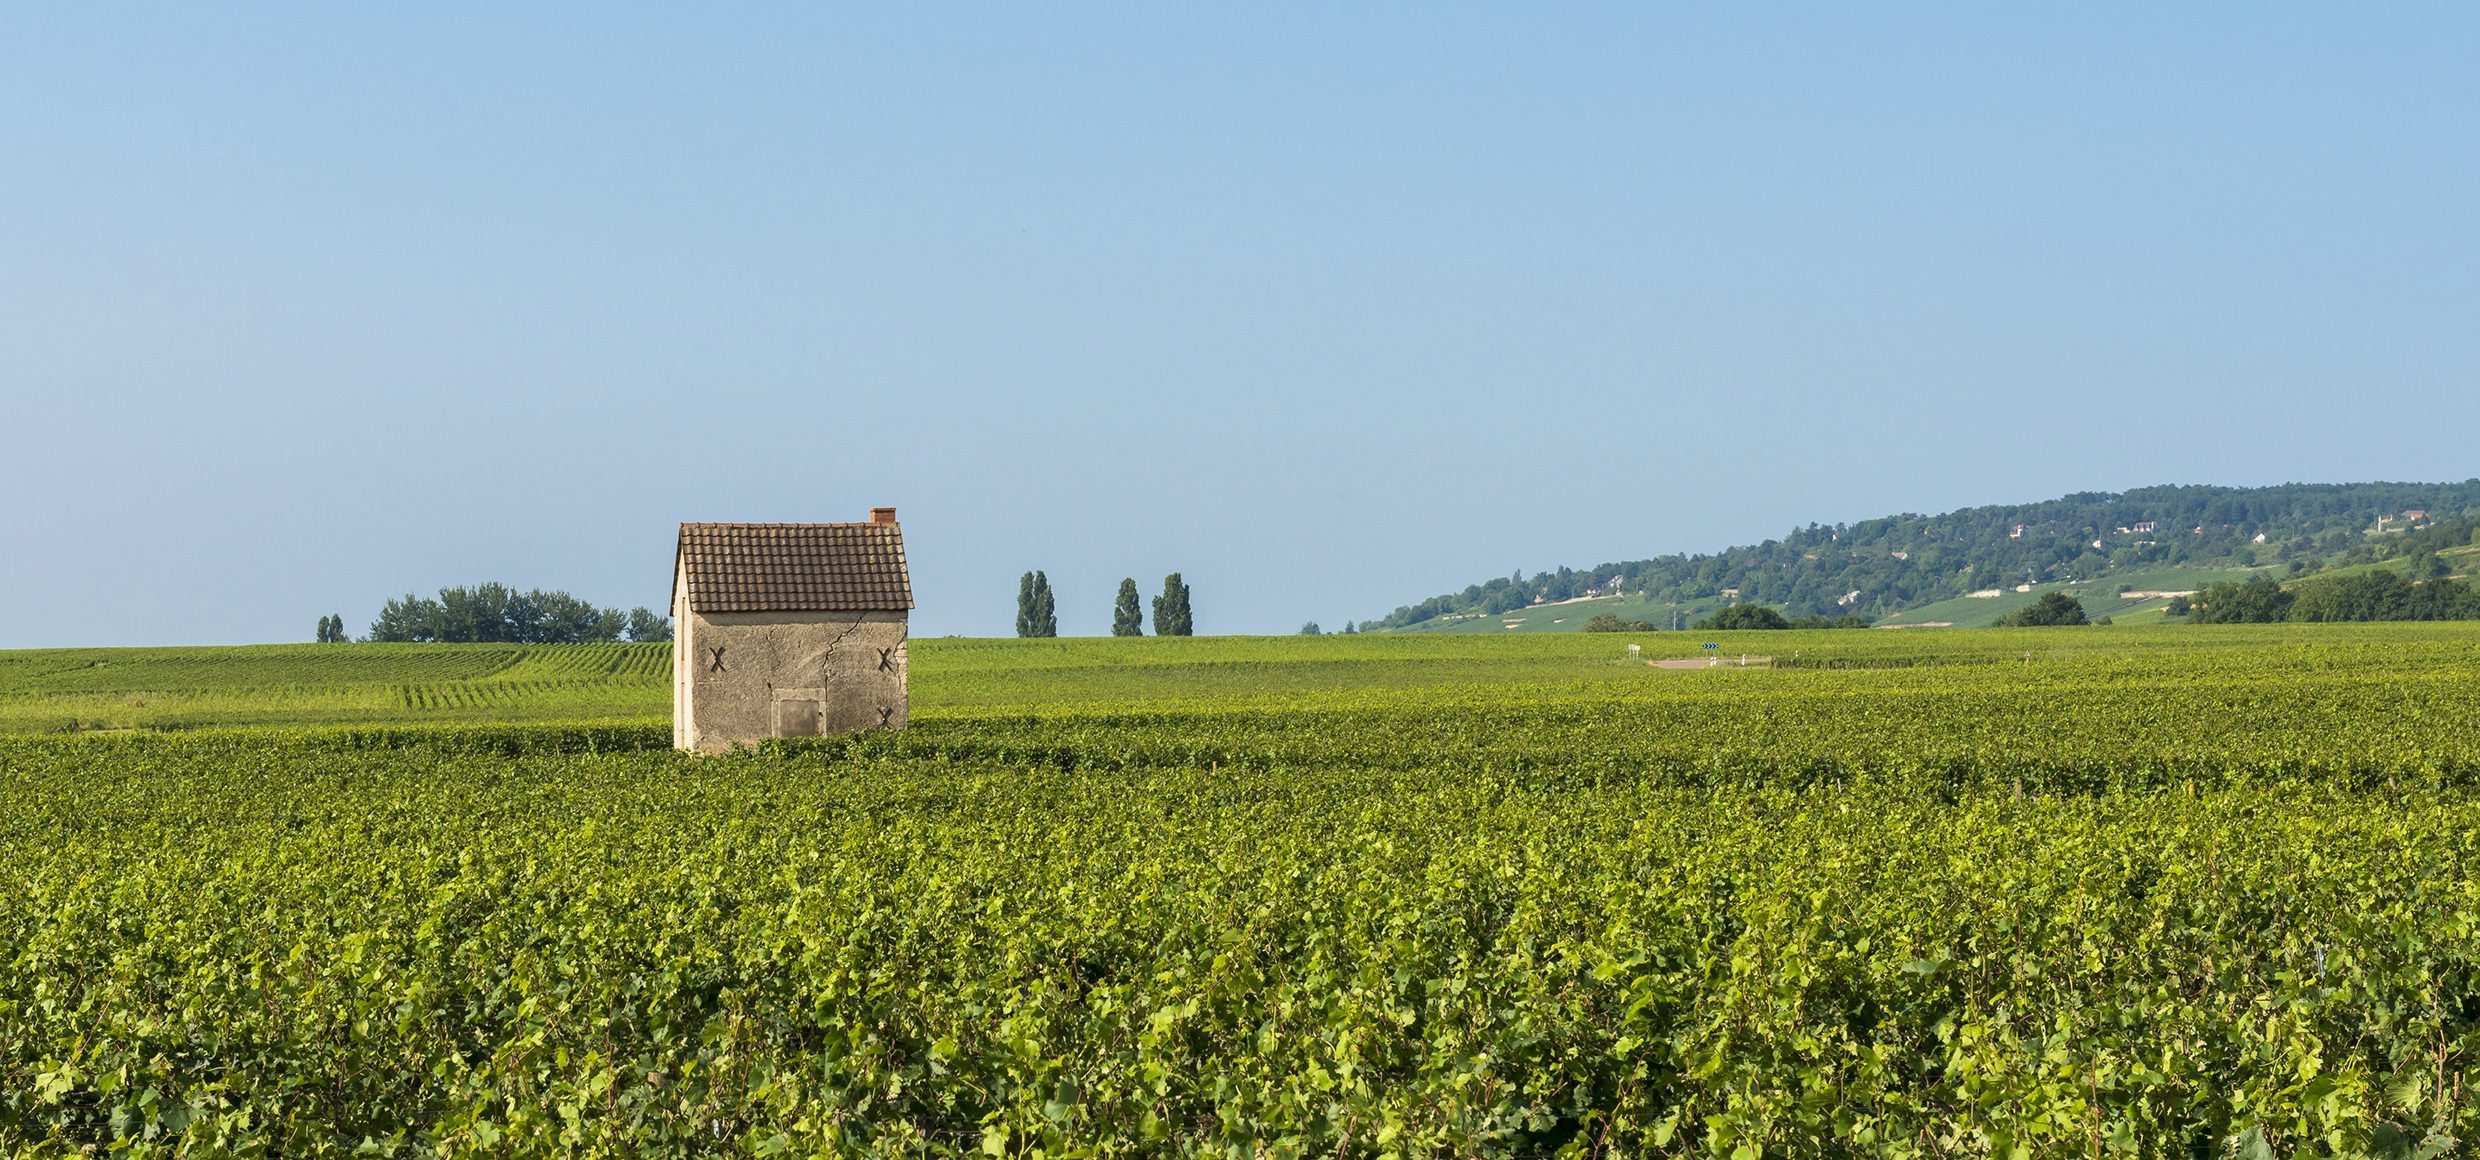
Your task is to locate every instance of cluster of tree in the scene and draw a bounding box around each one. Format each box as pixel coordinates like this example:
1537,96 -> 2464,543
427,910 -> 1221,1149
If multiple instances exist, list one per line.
1016,572 -> 1059,638
2271,514 -> 2480,577
2190,577 -> 2292,623
1296,621 -> 1360,635
365,584 -> 671,643
1993,592 -> 2090,627
2383,513 -> 2480,560
313,613 -> 349,643
2191,571 -> 2480,624
1152,573 -> 1194,636
1683,606 -> 1872,631
1020,573 -> 1194,637
1367,481 -> 2480,629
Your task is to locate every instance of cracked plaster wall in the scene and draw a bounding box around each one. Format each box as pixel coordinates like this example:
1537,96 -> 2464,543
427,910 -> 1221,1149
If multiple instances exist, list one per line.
672,607 -> 908,753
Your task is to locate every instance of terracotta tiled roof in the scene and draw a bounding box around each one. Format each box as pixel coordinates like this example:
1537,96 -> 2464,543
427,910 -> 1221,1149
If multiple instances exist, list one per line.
675,522 -> 913,613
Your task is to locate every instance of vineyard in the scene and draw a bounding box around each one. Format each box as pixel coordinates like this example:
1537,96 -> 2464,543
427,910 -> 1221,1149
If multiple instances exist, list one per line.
6,627 -> 2480,1153
0,642 -> 671,733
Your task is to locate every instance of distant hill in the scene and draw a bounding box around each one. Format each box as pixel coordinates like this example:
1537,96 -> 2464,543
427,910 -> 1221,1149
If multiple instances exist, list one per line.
1370,481 -> 2480,632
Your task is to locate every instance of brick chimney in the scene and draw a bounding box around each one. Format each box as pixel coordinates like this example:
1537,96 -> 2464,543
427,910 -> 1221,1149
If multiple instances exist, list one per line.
870,506 -> 897,525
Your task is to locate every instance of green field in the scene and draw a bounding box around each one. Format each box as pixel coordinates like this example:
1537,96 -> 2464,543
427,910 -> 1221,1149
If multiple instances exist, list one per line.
9,628 -> 2480,1153
0,621 -> 2430,730
0,641 -> 671,732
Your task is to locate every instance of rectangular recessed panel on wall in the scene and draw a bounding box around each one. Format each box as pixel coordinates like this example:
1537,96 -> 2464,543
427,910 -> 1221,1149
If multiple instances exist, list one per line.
773,700 -> 820,738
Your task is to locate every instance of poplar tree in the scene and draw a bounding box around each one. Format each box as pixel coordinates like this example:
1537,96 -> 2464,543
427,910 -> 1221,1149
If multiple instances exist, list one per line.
1029,571 -> 1058,638
1016,572 -> 1038,638
1112,578 -> 1144,636
1152,573 -> 1193,636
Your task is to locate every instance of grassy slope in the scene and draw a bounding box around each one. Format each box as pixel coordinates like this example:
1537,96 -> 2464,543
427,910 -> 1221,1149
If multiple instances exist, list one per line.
12,623 -> 2480,733
1877,564 -> 2259,628
1393,562 -> 2265,634
1383,591 -> 1736,634
1394,562 -> 2280,634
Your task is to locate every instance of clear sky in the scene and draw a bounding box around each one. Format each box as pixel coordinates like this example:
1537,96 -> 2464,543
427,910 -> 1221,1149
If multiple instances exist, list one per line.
4,6 -> 2475,645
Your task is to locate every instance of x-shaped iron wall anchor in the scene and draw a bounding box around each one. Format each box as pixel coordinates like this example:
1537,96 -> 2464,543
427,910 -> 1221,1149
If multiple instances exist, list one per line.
706,646 -> 726,673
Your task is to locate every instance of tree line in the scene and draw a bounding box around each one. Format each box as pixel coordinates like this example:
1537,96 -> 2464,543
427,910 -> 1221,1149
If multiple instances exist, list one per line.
1018,572 -> 1194,637
346,584 -> 673,644
2190,570 -> 2480,624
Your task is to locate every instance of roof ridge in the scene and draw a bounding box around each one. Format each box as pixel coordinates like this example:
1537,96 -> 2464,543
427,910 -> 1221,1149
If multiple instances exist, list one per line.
678,520 -> 892,529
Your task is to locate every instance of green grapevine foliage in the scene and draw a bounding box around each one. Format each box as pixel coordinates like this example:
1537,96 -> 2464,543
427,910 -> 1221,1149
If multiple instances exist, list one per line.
2,626 -> 2479,1153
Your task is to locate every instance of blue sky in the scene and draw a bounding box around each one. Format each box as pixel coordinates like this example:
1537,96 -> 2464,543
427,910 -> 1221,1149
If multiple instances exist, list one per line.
4,6 -> 2475,645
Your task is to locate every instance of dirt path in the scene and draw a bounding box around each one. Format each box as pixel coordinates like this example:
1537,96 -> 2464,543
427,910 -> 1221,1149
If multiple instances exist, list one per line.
1652,655 -> 1772,669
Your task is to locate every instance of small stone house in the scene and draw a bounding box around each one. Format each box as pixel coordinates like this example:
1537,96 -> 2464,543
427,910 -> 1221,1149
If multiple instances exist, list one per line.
671,508 -> 912,753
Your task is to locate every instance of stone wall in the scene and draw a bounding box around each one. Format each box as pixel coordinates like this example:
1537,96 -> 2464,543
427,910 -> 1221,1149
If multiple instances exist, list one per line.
673,607 -> 908,753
